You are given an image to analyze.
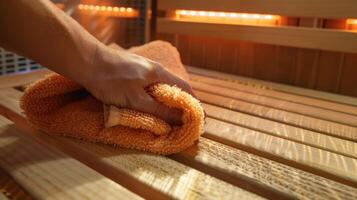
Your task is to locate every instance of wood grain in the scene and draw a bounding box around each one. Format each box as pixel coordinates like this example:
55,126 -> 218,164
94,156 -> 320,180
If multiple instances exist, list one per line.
188,71 -> 357,117
158,0 -> 357,19
192,82 -> 357,142
188,66 -> 357,107
0,116 -> 142,200
158,19 -> 357,54
2,85 -> 357,198
172,137 -> 357,199
0,88 -> 262,200
2,92 -> 356,200
203,117 -> 357,186
200,101 -> 357,158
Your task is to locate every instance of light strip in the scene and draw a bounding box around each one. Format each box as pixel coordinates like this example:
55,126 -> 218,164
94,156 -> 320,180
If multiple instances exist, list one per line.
175,10 -> 280,25
347,19 -> 357,25
77,4 -> 138,18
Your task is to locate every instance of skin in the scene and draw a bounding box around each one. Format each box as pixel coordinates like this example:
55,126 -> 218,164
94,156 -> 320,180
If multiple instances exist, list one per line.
0,0 -> 194,124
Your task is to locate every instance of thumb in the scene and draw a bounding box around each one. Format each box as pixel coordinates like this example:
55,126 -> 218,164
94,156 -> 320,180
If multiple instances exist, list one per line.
130,89 -> 182,125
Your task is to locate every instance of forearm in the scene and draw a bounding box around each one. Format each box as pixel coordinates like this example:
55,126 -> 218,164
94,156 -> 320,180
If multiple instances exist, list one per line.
0,0 -> 102,82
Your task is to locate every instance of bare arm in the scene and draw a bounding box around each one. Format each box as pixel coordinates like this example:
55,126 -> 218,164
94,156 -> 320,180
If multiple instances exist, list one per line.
0,0 -> 193,124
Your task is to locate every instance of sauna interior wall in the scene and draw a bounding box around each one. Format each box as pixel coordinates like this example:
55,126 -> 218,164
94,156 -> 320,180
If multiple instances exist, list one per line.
156,18 -> 357,98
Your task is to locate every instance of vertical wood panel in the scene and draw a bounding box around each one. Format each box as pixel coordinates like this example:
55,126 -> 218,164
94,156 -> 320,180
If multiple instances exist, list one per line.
219,40 -> 237,74
315,51 -> 341,92
294,50 -> 319,88
177,35 -> 191,65
236,41 -> 255,77
189,36 -> 205,67
275,47 -> 298,84
203,38 -> 221,71
294,18 -> 320,89
253,44 -> 278,81
339,53 -> 357,97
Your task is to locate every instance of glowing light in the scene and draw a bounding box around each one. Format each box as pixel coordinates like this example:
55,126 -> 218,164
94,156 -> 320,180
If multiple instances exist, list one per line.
189,11 -> 197,16
264,15 -> 273,19
253,14 -> 260,19
175,10 -> 280,25
77,4 -> 138,18
218,12 -> 225,17
199,11 -> 206,16
347,19 -> 357,25
208,12 -> 216,17
241,14 -> 248,18
181,10 -> 188,15
230,13 -> 238,18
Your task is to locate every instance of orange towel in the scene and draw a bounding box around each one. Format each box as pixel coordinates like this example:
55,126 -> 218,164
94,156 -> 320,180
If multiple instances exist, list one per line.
20,41 -> 205,155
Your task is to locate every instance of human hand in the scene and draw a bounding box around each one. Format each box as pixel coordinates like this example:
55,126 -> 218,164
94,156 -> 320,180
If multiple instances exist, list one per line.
80,45 -> 194,125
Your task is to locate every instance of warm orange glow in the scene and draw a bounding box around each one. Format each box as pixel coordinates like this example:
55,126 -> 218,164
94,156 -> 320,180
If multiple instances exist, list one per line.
347,19 -> 357,30
175,10 -> 280,25
77,4 -> 138,18
347,19 -> 357,25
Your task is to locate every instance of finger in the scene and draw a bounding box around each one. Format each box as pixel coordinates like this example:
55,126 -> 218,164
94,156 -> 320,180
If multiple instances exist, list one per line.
108,43 -> 123,51
130,89 -> 182,125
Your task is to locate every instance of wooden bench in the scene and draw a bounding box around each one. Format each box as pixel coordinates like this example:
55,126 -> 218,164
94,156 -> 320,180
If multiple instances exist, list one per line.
1,0 -> 357,199
0,68 -> 357,199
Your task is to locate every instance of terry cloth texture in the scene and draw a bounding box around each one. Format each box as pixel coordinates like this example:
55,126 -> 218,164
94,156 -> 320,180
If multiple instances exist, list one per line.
20,41 -> 205,155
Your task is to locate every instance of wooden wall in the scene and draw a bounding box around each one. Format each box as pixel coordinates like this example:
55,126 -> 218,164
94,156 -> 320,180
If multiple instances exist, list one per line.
156,18 -> 357,98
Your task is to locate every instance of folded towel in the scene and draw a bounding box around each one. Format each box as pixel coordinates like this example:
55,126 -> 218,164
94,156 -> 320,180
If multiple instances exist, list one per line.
20,41 -> 205,155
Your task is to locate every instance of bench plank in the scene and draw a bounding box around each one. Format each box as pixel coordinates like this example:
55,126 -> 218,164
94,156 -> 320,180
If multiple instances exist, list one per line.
0,69 -> 51,89
1,87 -> 357,198
204,117 -> 357,186
0,116 -> 142,200
190,78 -> 357,127
196,88 -> 357,141
172,137 -> 357,200
194,88 -> 357,142
188,67 -> 357,109
202,102 -> 357,158
0,88 -> 262,200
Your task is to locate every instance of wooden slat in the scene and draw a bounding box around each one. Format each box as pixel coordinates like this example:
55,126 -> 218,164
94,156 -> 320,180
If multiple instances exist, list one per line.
0,69 -> 52,89
189,73 -> 357,120
158,0 -> 357,19
203,117 -> 357,186
196,88 -> 357,141
188,66 -> 357,108
0,89 -> 262,200
192,82 -> 357,141
190,76 -> 357,127
158,18 -> 357,54
201,101 -> 357,159
0,116 -> 142,200
2,87 -> 357,198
